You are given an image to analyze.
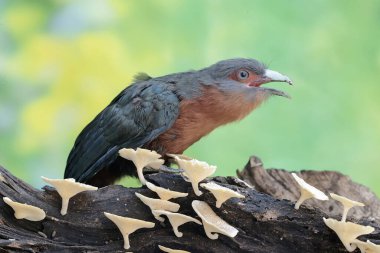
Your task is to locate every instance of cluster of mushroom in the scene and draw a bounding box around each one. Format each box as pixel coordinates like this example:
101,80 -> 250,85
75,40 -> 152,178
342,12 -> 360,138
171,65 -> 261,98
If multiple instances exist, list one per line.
0,147 -> 245,251
14,148 -> 377,252
291,173 -> 379,252
2,176 -> 98,222
116,148 -> 246,250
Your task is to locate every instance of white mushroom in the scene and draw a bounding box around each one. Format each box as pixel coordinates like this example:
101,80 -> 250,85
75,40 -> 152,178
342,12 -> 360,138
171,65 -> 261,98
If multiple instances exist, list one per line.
323,218 -> 375,252
158,245 -> 190,253
3,197 -> 45,221
152,210 -> 201,237
119,148 -> 164,185
330,193 -> 365,222
173,156 -> 216,196
104,212 -> 155,250
167,153 -> 193,161
291,173 -> 329,209
200,182 -> 245,208
192,200 -> 238,240
353,240 -> 380,253
135,193 -> 180,222
41,176 -> 98,215
146,182 -> 188,201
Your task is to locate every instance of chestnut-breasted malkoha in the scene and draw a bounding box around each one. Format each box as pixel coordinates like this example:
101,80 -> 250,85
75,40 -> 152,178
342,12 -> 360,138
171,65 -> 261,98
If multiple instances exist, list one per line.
64,58 -> 292,187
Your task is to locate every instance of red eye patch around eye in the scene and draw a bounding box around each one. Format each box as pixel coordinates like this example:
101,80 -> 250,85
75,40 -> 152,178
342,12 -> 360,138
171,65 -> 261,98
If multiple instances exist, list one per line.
230,70 -> 257,84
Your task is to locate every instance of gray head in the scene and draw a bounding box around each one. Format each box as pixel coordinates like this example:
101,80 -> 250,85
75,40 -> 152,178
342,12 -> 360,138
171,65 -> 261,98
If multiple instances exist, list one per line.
200,58 -> 292,98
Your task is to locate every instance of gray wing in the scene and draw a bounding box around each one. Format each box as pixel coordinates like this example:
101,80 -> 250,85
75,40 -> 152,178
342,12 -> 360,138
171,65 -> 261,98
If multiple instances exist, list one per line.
64,80 -> 179,182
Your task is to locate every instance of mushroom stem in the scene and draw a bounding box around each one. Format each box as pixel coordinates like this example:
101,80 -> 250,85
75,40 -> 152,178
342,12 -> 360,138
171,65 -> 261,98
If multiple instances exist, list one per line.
192,181 -> 202,196
136,166 -> 146,185
342,206 -> 349,222
104,212 -> 155,250
215,199 -> 224,208
123,234 -> 130,250
203,223 -> 219,240
295,191 -> 312,210
173,228 -> 183,238
61,198 -> 69,215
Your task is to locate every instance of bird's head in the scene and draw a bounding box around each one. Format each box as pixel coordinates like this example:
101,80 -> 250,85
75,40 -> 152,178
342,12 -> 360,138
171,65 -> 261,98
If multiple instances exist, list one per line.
201,58 -> 292,99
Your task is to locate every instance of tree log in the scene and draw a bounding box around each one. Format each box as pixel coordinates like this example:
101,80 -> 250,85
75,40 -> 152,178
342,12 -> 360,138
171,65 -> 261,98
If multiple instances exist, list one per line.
237,156 -> 380,223
0,156 -> 378,253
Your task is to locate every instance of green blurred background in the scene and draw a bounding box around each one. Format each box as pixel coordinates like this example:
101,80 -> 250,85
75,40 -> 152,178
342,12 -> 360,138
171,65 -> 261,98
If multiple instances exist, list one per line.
1,0 -> 379,194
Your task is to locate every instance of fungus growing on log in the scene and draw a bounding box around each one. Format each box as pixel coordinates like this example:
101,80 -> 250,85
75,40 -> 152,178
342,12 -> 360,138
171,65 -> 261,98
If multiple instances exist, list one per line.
158,245 -> 190,253
172,156 -> 216,196
104,212 -> 155,250
291,173 -> 329,209
191,200 -> 238,240
200,182 -> 245,208
3,197 -> 45,221
323,217 -> 375,252
41,176 -> 98,215
152,210 -> 201,237
330,193 -> 365,222
167,153 -> 193,161
119,148 -> 164,185
353,240 -> 380,253
146,181 -> 188,201
135,192 -> 180,222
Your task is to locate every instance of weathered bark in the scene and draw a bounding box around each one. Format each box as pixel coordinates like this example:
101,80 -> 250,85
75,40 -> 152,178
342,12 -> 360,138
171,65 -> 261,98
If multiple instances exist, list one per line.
0,156 -> 378,253
237,156 -> 380,223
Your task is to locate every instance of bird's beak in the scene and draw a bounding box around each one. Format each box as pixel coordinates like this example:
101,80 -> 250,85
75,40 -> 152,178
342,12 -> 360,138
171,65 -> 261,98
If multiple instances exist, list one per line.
261,88 -> 291,99
262,69 -> 293,85
249,69 -> 293,87
250,69 -> 293,98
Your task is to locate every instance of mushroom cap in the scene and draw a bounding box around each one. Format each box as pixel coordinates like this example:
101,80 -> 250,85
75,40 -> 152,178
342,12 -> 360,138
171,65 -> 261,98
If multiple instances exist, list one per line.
146,182 -> 188,201
153,210 -> 201,237
41,176 -> 98,199
167,153 -> 193,161
104,212 -> 155,249
158,245 -> 190,253
192,200 -> 238,240
173,157 -> 216,196
135,192 -> 180,221
104,212 -> 155,233
176,158 -> 216,179
3,197 -> 46,221
119,148 -> 164,184
200,182 -> 245,208
353,240 -> 380,253
291,173 -> 328,200
42,176 -> 97,215
119,148 -> 164,169
153,210 -> 201,225
330,193 -> 365,209
323,218 -> 375,252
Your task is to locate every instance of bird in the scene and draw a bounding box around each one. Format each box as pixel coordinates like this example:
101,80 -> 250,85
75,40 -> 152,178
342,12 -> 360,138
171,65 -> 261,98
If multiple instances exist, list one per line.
64,58 -> 292,187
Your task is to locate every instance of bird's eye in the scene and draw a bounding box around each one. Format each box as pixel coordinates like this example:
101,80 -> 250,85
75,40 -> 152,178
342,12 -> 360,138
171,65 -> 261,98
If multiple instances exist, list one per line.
238,70 -> 249,80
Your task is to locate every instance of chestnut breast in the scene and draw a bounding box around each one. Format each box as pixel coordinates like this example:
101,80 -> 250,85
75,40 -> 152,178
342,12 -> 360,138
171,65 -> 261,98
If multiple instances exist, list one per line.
147,85 -> 262,154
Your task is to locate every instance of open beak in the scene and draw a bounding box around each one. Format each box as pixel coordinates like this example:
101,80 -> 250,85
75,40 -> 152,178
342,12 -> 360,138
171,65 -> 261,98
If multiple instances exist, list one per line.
249,69 -> 293,98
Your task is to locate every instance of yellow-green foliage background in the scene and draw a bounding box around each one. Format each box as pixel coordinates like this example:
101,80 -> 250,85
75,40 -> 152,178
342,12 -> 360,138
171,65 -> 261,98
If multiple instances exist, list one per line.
1,0 -> 380,194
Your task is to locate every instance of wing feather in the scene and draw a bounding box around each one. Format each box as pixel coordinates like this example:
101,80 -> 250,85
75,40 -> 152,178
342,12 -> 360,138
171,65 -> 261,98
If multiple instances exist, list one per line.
64,81 -> 179,182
